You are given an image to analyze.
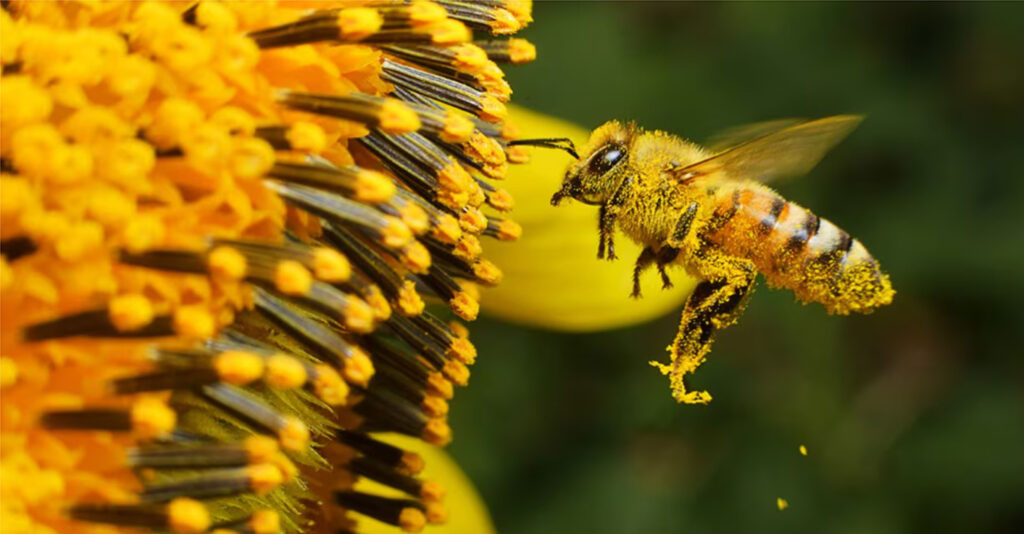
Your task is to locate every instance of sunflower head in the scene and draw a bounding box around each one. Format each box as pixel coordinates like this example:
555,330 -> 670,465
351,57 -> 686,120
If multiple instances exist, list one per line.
1,1 -> 534,532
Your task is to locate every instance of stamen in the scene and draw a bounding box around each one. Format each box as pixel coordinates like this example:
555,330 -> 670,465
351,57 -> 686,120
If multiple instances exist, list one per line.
484,215 -> 522,240
41,398 -> 176,440
68,498 -> 210,534
334,491 -> 427,532
212,509 -> 281,534
200,383 -> 310,452
335,429 -> 425,476
476,38 -> 536,64
22,310 -> 174,341
382,59 -> 507,122
265,181 -> 413,250
127,435 -> 279,469
266,161 -> 396,204
383,43 -> 490,75
347,455 -> 443,502
254,123 -> 328,153
434,0 -> 521,35
247,8 -> 384,49
277,91 -> 421,135
351,388 -> 450,445
138,464 -> 284,502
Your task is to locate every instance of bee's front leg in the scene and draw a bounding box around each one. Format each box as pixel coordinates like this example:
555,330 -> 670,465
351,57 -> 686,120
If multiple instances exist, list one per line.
597,203 -> 618,260
651,253 -> 756,404
655,246 -> 679,290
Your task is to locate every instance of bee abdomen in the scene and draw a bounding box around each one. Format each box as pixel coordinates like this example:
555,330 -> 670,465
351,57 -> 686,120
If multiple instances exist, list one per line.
708,188 -> 893,314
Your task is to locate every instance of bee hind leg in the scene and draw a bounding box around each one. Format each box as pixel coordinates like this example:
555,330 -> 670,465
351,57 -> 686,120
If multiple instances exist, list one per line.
651,256 -> 756,404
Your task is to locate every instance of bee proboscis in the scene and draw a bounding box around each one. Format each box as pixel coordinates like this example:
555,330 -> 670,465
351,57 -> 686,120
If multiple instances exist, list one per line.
551,115 -> 895,404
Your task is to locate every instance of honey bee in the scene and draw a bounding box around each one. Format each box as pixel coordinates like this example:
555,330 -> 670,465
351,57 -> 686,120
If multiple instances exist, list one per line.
549,116 -> 894,404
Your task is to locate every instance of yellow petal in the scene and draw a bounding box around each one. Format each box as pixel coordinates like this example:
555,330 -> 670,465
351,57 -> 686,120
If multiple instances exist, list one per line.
482,107 -> 696,332
355,434 -> 496,534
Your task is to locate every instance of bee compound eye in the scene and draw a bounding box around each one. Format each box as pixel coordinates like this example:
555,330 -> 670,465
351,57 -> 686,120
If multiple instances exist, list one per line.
589,144 -> 625,176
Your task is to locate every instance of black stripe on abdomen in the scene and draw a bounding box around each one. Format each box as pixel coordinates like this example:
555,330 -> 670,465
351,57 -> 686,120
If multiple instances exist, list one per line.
757,196 -> 787,235
786,210 -> 819,250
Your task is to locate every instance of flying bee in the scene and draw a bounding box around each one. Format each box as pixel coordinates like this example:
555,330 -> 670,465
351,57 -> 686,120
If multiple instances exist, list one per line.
548,115 -> 895,404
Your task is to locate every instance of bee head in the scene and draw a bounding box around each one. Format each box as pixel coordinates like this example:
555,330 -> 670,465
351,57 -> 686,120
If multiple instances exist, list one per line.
552,121 -> 635,206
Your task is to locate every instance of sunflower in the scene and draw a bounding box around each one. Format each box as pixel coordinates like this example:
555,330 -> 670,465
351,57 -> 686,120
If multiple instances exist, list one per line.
0,1 -> 537,532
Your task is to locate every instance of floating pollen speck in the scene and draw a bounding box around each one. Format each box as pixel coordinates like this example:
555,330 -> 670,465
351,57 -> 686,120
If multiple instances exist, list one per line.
0,1 -> 535,532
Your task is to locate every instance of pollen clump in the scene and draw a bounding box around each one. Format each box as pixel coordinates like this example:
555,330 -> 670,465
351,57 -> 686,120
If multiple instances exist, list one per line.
2,1 -> 537,532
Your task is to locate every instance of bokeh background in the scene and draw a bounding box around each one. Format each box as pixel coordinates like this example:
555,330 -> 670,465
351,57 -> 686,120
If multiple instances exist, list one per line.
452,3 -> 1024,534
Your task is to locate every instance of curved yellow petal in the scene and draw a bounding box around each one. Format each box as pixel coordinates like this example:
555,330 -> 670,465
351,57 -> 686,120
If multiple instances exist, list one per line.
482,107 -> 695,332
354,434 -> 495,534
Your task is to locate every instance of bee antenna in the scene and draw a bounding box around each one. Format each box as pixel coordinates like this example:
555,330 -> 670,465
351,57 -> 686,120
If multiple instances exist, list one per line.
507,138 -> 580,160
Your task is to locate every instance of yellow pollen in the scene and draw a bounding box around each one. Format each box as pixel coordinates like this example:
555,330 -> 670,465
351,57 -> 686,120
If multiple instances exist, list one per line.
507,38 -> 538,63
399,507 -> 427,533
194,2 -> 238,35
488,188 -> 515,211
108,293 -> 155,332
399,204 -> 431,235
173,306 -> 216,340
427,372 -> 454,400
400,242 -> 432,274
448,338 -> 477,365
408,1 -> 449,25
0,176 -> 32,219
250,510 -> 281,534
214,351 -> 265,385
401,451 -> 426,476
343,349 -> 375,386
478,96 -> 508,123
506,0 -> 534,25
209,107 -> 254,137
777,498 -> 789,511
497,219 -> 523,240
472,260 -> 503,285
343,297 -> 376,334
311,364 -> 350,406
145,98 -> 205,150
428,19 -> 471,46
450,291 -> 479,320
243,435 -> 280,464
381,217 -> 414,249
1,76 -> 53,131
438,162 -> 471,192
270,453 -> 299,483
277,417 -> 310,452
459,208 -> 487,233
397,280 -> 426,317
55,221 -> 103,262
452,44 -> 489,73
423,419 -> 452,446
425,502 -> 448,524
167,498 -> 211,534
274,260 -> 313,295
378,99 -> 422,134
366,287 -> 393,320
440,112 -> 475,143
122,215 -> 165,253
207,246 -> 248,281
230,138 -> 276,179
265,354 -> 308,390
420,481 -> 446,503
799,445 -> 808,456
130,398 -> 177,440
422,396 -> 449,418
455,235 -> 482,261
353,169 -> 397,203
336,8 -> 383,41
489,8 -> 521,34
432,214 -> 463,244
443,360 -> 470,387
1,357 -> 19,389
247,463 -> 285,494
87,187 -> 137,227
448,321 -> 470,339
285,121 -> 327,153
312,247 -> 351,282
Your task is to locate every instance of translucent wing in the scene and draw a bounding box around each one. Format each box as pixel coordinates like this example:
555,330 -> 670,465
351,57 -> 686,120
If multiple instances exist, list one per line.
705,118 -> 805,153
673,115 -> 863,185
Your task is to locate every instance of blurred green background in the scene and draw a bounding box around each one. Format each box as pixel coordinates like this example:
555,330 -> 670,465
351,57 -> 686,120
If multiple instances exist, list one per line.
450,3 -> 1024,534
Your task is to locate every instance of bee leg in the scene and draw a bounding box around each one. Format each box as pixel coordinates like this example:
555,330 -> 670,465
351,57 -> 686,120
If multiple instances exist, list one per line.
597,204 -> 618,261
651,256 -> 756,404
632,246 -> 659,299
655,247 -> 680,290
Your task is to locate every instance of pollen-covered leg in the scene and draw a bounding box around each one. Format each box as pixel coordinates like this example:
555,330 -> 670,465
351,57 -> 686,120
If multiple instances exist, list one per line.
655,246 -> 680,290
597,203 -> 618,260
651,255 -> 755,404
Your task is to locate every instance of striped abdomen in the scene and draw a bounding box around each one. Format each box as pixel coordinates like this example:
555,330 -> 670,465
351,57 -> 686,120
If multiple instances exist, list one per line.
704,185 -> 893,314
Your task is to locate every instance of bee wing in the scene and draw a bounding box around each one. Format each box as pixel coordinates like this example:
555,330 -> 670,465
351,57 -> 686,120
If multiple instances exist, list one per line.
705,118 -> 805,153
673,115 -> 863,184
